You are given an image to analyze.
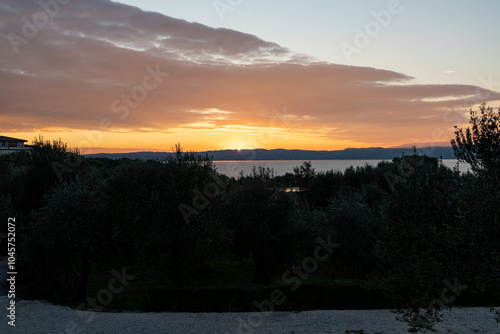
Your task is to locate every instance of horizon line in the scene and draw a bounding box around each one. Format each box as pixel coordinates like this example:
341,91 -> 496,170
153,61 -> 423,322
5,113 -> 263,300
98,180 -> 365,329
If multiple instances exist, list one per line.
82,144 -> 453,155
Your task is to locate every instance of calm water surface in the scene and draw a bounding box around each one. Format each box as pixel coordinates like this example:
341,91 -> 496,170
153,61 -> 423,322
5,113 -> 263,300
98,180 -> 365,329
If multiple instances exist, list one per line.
214,159 -> 470,178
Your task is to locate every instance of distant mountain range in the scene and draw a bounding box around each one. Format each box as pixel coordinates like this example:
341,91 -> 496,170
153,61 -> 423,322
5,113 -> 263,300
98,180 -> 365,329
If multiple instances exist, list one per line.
85,146 -> 456,161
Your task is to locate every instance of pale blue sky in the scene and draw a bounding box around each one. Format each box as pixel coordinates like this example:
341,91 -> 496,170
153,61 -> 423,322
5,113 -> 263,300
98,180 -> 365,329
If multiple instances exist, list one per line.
3,0 -> 500,150
114,0 -> 500,89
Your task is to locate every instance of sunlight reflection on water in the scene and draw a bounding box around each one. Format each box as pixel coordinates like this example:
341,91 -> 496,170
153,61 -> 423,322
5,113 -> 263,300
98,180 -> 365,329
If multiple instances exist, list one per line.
214,159 -> 470,178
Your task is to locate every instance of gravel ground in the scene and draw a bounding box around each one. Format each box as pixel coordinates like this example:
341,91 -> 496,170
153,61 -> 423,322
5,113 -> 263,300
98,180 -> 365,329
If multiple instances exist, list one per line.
0,297 -> 499,334
1,258 -> 498,334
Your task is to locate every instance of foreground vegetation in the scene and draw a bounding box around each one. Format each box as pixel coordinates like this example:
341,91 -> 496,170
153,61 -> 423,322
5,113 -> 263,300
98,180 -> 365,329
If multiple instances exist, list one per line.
1,105 -> 500,332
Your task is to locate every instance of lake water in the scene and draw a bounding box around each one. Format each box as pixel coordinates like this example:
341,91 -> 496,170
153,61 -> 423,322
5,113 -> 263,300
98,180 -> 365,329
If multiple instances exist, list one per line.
214,159 -> 471,178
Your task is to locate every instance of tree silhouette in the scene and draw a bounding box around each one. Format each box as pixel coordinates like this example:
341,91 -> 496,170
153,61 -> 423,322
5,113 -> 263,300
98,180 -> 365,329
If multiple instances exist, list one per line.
451,103 -> 500,223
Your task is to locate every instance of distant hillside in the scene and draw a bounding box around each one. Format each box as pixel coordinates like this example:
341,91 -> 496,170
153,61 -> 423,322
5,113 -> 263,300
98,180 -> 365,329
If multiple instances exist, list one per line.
85,146 -> 455,161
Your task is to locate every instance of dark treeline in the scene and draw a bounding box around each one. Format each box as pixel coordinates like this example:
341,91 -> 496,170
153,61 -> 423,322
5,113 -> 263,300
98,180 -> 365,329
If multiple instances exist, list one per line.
1,105 -> 500,331
85,146 -> 456,161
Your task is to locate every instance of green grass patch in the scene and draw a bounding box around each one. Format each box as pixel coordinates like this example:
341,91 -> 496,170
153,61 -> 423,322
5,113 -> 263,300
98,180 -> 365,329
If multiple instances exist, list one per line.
19,259 -> 500,313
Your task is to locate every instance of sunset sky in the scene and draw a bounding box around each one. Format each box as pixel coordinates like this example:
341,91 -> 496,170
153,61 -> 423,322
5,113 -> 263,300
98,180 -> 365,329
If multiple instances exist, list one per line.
1,0 -> 500,153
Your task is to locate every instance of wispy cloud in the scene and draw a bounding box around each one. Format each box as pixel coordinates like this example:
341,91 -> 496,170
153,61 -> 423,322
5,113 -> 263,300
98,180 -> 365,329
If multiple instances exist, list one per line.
1,0 -> 499,148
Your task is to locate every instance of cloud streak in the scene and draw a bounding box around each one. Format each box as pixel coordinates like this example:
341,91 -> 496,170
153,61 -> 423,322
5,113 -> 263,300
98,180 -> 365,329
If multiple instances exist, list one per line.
1,0 -> 499,149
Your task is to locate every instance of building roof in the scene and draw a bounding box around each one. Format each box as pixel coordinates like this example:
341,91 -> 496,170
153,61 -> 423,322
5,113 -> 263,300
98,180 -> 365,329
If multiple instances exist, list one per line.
0,136 -> 28,142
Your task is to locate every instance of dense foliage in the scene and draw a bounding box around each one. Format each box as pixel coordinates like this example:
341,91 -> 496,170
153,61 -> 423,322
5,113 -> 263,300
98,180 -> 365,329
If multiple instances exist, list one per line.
1,105 -> 499,331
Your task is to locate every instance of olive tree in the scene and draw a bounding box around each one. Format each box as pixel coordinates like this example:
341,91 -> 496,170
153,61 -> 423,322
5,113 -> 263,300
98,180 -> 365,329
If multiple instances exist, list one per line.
451,104 -> 500,212
25,175 -> 110,303
228,166 -> 298,284
451,103 -> 500,324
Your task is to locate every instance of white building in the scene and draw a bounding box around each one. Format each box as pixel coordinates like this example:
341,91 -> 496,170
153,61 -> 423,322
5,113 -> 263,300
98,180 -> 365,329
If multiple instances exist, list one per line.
0,136 -> 30,155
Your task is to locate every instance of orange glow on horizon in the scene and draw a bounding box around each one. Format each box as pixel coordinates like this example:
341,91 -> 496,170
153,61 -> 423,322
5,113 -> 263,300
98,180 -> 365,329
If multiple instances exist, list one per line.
3,0 -> 500,158
1,129 -> 440,154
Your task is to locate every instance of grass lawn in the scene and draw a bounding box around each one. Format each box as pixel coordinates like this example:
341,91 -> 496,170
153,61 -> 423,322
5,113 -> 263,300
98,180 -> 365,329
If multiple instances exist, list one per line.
20,257 -> 499,313
82,257 -> 386,312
